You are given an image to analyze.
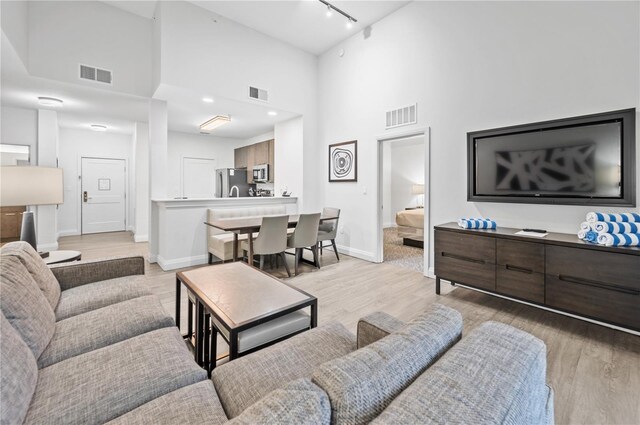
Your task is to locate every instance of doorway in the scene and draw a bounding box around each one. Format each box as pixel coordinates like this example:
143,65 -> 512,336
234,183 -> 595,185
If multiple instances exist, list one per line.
81,157 -> 126,234
182,157 -> 216,198
377,129 -> 430,276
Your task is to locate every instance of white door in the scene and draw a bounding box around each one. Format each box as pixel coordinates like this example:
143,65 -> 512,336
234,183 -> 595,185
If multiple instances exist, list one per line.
81,157 -> 126,234
182,157 -> 216,198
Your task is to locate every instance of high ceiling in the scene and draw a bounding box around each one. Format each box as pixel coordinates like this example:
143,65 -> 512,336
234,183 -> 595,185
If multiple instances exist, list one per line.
106,0 -> 410,55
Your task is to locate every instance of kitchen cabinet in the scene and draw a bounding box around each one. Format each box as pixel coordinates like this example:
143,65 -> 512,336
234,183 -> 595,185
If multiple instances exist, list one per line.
234,139 -> 276,184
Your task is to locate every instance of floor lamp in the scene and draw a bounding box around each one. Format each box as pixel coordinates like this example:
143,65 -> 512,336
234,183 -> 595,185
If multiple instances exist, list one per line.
0,166 -> 64,254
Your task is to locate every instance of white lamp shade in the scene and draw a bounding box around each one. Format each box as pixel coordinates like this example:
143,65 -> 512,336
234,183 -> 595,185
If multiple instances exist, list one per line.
412,184 -> 425,195
1,166 -> 64,206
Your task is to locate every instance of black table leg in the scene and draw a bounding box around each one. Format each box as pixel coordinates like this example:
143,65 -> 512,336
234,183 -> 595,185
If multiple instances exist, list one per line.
203,312 -> 210,376
232,233 -> 238,262
195,301 -> 204,366
229,330 -> 238,361
187,298 -> 193,342
311,301 -> 318,328
435,277 -> 441,295
209,326 -> 217,375
175,277 -> 181,330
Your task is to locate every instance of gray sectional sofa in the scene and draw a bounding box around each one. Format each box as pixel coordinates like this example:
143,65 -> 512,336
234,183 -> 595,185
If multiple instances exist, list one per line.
1,241 -> 554,424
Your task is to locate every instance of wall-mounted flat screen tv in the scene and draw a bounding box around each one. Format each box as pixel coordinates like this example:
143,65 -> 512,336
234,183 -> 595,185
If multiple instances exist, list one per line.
467,108 -> 636,206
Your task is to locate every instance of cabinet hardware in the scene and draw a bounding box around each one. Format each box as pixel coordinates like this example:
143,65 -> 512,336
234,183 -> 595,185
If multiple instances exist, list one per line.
442,252 -> 485,264
4,213 -> 16,216
506,264 -> 533,274
558,274 -> 639,295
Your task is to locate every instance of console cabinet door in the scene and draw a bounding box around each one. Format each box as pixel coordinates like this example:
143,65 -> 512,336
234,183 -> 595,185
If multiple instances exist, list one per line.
546,245 -> 640,330
435,230 -> 496,291
496,240 -> 545,304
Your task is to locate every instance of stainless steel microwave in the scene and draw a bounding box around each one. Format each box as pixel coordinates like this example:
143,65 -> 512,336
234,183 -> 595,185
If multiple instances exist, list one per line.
252,164 -> 269,183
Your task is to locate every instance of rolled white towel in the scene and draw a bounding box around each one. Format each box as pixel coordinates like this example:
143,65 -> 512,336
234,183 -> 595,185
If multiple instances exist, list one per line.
587,212 -> 640,223
578,230 -> 587,240
579,222 -> 591,231
594,221 -> 640,234
597,232 -> 640,247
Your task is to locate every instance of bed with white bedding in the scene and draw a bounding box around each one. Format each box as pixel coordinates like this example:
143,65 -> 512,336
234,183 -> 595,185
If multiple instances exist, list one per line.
395,208 -> 424,248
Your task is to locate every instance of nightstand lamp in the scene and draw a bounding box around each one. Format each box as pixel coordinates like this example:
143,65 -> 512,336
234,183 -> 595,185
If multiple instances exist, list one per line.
412,184 -> 424,208
0,166 -> 64,253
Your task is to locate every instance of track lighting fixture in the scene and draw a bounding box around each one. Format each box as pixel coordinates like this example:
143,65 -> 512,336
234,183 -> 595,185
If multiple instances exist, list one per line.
318,0 -> 357,27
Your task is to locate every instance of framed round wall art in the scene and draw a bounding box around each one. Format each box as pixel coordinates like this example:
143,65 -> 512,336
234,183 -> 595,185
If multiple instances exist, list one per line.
328,140 -> 357,182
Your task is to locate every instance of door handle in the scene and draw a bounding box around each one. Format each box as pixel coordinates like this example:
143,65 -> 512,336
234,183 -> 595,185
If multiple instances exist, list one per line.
83,191 -> 88,202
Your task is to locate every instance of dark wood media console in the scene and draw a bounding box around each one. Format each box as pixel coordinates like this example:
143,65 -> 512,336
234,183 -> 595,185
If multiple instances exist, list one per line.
434,222 -> 640,332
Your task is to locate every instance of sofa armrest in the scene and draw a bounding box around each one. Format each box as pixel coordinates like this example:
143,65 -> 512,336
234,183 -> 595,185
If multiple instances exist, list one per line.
357,311 -> 406,348
49,256 -> 145,291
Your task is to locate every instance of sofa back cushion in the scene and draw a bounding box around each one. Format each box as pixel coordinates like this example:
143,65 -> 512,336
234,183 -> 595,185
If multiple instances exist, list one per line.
207,206 -> 287,236
0,312 -> 38,425
0,256 -> 56,358
1,241 -> 60,309
312,303 -> 463,425
229,378 -> 330,425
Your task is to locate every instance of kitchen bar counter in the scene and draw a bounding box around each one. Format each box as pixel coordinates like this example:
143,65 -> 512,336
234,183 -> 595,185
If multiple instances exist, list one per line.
150,197 -> 298,270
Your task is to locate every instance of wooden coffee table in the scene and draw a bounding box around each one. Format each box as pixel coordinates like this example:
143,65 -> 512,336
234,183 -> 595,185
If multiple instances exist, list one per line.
176,262 -> 317,374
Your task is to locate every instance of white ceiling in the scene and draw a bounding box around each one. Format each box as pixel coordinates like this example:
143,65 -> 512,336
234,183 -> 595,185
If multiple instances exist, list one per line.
154,83 -> 299,139
105,0 -> 410,55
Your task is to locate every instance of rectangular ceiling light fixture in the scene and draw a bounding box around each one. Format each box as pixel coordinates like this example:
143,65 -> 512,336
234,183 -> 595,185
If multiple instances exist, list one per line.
200,115 -> 231,132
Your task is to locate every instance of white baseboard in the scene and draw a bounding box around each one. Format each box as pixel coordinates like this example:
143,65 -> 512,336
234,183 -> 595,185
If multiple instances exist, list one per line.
426,266 -> 435,279
149,254 -> 157,263
134,234 -> 148,243
57,230 -> 80,238
38,242 -> 59,252
157,254 -> 208,271
336,244 -> 377,263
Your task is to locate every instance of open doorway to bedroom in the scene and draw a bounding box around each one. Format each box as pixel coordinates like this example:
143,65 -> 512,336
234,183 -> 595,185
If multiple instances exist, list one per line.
377,131 -> 429,274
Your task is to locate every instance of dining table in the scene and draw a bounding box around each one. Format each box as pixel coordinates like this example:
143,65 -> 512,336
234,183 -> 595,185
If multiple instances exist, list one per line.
205,213 -> 339,267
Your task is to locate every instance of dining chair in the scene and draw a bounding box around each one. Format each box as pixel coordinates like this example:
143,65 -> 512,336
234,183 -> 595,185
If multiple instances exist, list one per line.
287,213 -> 321,276
317,207 -> 340,263
241,215 -> 291,277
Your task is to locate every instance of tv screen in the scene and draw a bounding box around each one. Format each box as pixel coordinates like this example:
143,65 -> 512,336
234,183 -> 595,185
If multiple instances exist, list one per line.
467,108 -> 636,206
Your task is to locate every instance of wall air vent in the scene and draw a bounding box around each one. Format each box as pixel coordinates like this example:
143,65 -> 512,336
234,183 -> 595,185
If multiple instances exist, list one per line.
386,103 -> 417,129
249,86 -> 268,102
79,64 -> 113,85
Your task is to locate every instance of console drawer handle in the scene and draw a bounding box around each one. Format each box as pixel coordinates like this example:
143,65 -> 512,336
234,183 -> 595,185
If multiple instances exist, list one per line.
506,264 -> 532,274
558,275 -> 640,296
442,252 -> 485,265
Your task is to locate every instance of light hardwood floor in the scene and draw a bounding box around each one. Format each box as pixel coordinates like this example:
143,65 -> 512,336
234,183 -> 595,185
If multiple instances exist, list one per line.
58,231 -> 640,425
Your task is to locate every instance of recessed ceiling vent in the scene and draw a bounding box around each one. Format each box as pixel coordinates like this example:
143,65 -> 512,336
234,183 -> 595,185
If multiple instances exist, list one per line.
386,103 -> 417,129
79,64 -> 113,85
249,86 -> 268,102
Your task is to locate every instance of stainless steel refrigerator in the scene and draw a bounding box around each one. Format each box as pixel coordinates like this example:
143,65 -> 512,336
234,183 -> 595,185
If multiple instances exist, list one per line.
216,168 -> 250,197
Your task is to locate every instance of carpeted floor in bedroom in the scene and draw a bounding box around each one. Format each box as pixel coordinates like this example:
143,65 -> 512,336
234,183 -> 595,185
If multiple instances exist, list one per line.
383,227 -> 424,273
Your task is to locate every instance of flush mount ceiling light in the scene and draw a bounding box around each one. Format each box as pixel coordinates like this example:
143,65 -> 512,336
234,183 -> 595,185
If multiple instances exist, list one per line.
90,124 -> 107,132
202,97 -> 214,103
267,111 -> 278,116
38,96 -> 64,107
200,115 -> 231,132
318,0 -> 357,28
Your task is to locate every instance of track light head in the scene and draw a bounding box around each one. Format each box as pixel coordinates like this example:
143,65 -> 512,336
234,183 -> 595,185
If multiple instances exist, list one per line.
326,5 -> 332,17
346,18 -> 353,29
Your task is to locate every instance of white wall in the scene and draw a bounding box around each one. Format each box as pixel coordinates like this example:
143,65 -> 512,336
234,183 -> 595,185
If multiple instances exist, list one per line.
383,138 -> 425,226
133,122 -> 149,242
57,128 -> 134,236
156,1 -> 320,210
0,106 -> 37,162
166,131 -> 242,198
27,1 -> 153,97
318,1 -> 640,271
0,0 -> 29,68
274,117 -> 304,203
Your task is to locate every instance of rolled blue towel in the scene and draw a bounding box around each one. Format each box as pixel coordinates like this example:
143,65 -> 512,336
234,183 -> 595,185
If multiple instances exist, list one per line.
457,218 -> 497,230
597,232 -> 640,247
578,230 -> 598,243
593,221 -> 640,234
586,212 -> 640,223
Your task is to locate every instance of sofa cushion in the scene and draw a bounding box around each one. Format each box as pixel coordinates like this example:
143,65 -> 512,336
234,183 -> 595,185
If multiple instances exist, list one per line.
1,241 -> 61,309
312,303 -> 463,425
229,378 -> 331,425
0,256 -> 56,358
55,275 -> 151,321
23,327 -> 207,425
39,295 -> 175,368
105,381 -> 228,425
0,313 -> 38,425
212,321 -> 356,418
371,321 -> 551,425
